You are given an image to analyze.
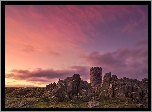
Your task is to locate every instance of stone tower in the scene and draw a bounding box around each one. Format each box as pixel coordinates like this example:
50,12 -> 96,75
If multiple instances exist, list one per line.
90,67 -> 102,87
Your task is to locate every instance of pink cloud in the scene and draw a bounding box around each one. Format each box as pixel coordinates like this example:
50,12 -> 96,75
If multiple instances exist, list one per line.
5,66 -> 90,84
46,47 -> 61,56
22,45 -> 35,52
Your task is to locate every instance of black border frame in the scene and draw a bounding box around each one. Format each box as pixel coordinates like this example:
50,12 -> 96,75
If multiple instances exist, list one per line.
1,1 -> 151,111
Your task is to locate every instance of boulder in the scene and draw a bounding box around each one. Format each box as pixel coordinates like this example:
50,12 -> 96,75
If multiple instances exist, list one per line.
111,75 -> 118,81
88,100 -> 99,108
131,92 -> 141,102
100,72 -> 111,96
71,74 -> 81,95
103,72 -> 111,83
136,104 -> 143,108
48,74 -> 93,102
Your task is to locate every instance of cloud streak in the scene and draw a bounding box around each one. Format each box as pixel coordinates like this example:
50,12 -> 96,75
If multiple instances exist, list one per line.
5,5 -> 148,86
22,45 -> 35,52
46,47 -> 61,56
6,66 -> 90,84
6,5 -> 148,53
134,38 -> 148,47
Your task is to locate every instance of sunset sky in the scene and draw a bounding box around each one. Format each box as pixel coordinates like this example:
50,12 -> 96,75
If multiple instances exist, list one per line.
5,5 -> 148,87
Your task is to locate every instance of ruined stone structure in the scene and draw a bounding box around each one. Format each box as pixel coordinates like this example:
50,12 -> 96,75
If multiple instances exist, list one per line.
43,67 -> 148,107
90,67 -> 102,87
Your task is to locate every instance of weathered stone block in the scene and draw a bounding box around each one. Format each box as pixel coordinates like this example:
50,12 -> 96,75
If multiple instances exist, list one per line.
90,67 -> 102,87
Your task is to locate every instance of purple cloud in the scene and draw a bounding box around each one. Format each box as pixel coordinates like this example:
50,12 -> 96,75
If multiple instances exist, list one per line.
81,40 -> 148,80
5,66 -> 90,84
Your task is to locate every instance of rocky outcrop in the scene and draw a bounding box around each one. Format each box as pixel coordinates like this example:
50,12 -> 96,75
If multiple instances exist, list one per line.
99,72 -> 111,97
90,67 -> 102,87
5,69 -> 148,108
46,74 -> 93,102
45,71 -> 148,106
97,72 -> 148,105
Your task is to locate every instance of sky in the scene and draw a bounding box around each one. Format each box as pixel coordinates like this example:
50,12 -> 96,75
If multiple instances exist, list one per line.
5,5 -> 148,87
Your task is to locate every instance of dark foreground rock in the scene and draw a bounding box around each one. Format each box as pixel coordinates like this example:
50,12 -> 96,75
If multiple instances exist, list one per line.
45,73 -> 148,107
45,74 -> 93,102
